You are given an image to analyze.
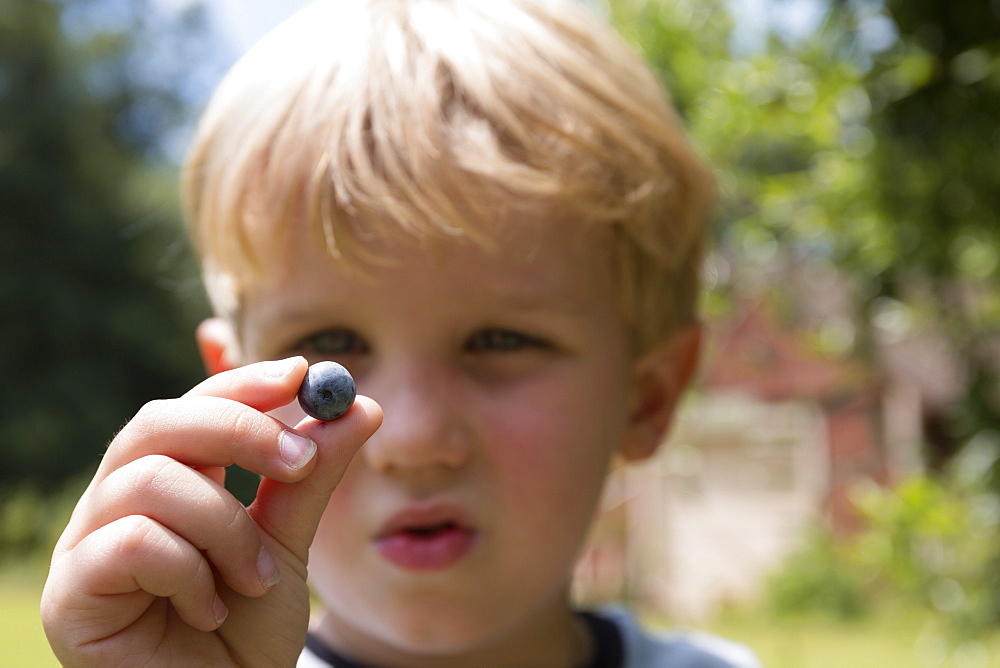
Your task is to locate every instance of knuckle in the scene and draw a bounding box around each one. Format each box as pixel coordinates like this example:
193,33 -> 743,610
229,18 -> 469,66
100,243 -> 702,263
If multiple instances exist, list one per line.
111,516 -> 211,597
115,455 -> 183,499
221,502 -> 251,536
117,398 -> 174,445
112,515 -> 166,563
208,504 -> 261,560
221,402 -> 268,450
133,398 -> 171,428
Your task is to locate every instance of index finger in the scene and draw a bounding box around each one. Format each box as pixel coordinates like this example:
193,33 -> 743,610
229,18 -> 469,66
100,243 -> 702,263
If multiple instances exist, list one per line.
93,357 -> 312,483
183,356 -> 309,412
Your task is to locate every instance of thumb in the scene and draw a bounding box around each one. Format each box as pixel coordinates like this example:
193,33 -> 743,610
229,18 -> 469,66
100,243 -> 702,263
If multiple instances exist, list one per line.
247,396 -> 382,560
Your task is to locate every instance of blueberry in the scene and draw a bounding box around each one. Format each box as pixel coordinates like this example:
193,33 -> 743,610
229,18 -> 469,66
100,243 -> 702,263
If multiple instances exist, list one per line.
297,361 -> 357,421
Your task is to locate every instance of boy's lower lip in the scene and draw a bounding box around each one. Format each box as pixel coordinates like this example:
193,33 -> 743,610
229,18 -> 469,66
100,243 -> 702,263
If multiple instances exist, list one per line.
373,526 -> 478,571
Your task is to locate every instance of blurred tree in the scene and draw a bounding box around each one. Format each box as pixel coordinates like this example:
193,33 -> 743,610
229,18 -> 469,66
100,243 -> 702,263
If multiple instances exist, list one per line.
606,0 -> 999,631
607,0 -> 999,472
0,0 -> 213,512
858,0 -> 1000,470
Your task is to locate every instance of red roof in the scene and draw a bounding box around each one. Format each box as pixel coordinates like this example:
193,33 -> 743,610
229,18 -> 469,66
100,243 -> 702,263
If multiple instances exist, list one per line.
701,300 -> 869,401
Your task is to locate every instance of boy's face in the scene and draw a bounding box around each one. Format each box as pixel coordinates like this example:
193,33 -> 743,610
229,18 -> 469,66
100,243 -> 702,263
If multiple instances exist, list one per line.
205,219 -> 692,661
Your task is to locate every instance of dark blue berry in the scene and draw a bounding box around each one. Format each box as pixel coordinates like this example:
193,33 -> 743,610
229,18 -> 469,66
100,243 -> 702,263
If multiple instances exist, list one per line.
298,361 -> 356,421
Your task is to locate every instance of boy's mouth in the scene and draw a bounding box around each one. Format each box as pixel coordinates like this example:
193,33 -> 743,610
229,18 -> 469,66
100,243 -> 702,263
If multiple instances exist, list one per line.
374,505 -> 478,571
400,521 -> 459,537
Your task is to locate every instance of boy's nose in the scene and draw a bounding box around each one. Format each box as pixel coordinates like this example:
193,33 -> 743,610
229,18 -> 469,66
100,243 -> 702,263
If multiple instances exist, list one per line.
361,366 -> 471,475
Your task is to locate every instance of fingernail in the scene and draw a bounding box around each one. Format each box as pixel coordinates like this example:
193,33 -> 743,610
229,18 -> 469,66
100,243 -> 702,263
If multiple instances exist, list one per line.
279,430 -> 316,470
257,547 -> 280,588
262,356 -> 303,380
213,595 -> 229,626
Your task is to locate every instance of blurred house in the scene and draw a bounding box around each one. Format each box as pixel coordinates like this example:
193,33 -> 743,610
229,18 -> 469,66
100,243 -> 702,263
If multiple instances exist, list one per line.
575,295 -> 943,621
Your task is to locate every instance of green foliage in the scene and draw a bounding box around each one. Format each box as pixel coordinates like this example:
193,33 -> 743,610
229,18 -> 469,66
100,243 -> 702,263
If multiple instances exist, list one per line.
767,528 -> 867,621
765,442 -> 1000,639
0,0 -> 212,536
607,0 -> 1000,469
0,475 -> 91,568
608,2 -> 1000,638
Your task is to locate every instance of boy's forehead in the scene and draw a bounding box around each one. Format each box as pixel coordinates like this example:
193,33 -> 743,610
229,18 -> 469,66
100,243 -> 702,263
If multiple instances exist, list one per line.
265,203 -> 606,279
241,215 -> 617,326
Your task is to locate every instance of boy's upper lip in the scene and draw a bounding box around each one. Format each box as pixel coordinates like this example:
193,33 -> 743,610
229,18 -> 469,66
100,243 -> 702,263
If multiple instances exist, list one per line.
374,501 -> 476,538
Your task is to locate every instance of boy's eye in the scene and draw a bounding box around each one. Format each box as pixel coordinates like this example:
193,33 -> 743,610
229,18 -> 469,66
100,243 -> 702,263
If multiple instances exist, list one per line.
465,329 -> 546,353
296,328 -> 368,357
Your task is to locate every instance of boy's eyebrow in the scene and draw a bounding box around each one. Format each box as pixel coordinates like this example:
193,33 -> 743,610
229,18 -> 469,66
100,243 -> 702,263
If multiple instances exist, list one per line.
250,303 -> 338,334
260,291 -> 589,327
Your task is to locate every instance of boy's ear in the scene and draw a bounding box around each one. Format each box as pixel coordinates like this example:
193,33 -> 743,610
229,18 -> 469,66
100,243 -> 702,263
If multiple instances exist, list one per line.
619,324 -> 702,462
195,318 -> 239,376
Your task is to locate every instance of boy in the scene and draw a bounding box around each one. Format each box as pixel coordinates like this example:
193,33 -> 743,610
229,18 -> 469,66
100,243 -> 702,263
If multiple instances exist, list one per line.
41,0 -> 760,665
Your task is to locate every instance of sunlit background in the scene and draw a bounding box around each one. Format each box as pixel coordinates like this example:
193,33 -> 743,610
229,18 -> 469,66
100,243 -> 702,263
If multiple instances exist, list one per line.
2,1 -> 998,666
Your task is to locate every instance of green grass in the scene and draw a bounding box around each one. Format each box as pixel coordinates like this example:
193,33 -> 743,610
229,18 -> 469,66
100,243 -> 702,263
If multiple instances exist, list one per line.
700,609 -> 1000,668
0,574 -> 58,667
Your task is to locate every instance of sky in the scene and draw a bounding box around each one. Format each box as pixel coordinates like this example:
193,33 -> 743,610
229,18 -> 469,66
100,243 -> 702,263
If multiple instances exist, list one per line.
183,0 -> 830,60
144,0 -> 312,59
200,0 -> 313,54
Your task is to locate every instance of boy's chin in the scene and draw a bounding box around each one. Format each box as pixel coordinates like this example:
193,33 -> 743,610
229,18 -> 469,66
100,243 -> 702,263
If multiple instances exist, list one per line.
326,599 -> 532,661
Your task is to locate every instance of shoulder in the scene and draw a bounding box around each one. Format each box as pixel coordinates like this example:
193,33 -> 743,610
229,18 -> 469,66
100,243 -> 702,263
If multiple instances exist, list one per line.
596,607 -> 762,668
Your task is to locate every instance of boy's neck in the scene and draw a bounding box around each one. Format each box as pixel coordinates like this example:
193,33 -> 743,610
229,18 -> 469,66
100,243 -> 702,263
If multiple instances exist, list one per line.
313,594 -> 592,667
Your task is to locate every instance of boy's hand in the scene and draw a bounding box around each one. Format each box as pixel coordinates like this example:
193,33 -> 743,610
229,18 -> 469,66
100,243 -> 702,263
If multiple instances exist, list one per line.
40,357 -> 382,667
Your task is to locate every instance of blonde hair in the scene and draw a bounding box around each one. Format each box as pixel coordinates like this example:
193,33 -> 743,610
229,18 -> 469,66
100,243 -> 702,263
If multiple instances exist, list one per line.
183,0 -> 715,353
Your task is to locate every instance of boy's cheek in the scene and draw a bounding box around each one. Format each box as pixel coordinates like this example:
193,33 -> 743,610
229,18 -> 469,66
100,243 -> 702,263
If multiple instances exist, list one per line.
489,406 -> 609,482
